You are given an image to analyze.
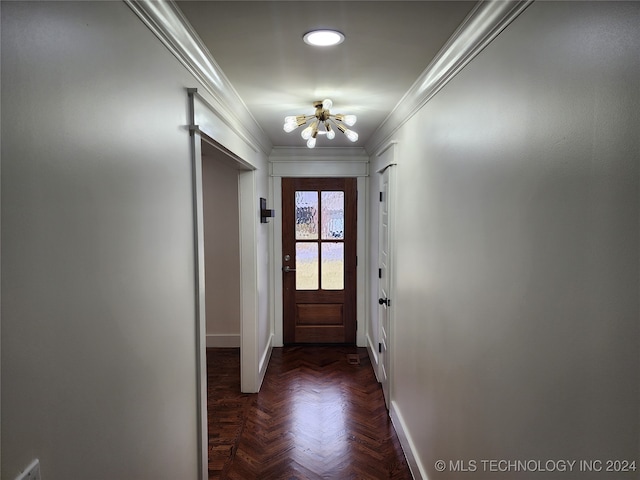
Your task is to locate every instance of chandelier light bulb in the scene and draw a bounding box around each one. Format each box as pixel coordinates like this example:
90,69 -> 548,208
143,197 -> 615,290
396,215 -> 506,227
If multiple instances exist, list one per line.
283,121 -> 298,133
301,125 -> 313,140
284,116 -> 297,123
345,129 -> 359,142
325,123 -> 335,140
307,137 -> 317,148
343,115 -> 357,126
322,98 -> 333,110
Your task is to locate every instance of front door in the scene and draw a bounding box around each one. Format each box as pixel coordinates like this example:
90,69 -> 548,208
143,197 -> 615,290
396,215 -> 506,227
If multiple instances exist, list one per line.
282,177 -> 357,344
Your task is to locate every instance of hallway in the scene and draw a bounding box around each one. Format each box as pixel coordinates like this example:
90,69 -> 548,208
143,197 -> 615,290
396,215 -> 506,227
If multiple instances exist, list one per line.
207,347 -> 412,479
3,2 -> 638,478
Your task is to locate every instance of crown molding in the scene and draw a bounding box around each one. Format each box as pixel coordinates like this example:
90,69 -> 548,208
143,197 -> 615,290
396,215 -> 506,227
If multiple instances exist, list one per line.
269,147 -> 369,177
125,0 -> 531,159
125,0 -> 273,156
269,146 -> 369,163
365,0 -> 534,154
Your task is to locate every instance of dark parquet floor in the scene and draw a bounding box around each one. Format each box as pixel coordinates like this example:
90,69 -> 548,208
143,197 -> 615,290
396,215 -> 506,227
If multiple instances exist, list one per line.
207,346 -> 413,480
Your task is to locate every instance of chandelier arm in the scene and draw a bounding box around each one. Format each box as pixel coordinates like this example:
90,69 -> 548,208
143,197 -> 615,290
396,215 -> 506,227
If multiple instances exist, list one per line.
290,114 -> 316,122
328,117 -> 346,134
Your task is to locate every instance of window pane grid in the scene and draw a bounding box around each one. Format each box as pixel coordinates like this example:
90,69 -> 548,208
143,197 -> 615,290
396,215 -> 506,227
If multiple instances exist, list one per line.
294,189 -> 346,292
321,191 -> 344,239
295,243 -> 318,290
295,191 -> 318,240
321,242 -> 344,290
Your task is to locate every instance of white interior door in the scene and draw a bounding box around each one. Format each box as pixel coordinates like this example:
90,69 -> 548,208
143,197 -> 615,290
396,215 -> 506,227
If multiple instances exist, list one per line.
378,166 -> 393,407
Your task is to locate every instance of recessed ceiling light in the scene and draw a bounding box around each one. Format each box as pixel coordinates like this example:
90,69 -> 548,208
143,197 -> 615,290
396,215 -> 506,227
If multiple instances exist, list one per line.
303,30 -> 345,47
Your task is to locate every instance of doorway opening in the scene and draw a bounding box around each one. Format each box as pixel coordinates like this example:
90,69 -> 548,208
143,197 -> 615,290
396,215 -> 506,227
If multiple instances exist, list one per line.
202,141 -> 242,348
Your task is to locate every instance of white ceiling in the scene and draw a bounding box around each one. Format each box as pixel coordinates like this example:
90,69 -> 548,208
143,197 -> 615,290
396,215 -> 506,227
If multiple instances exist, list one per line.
176,1 -> 477,149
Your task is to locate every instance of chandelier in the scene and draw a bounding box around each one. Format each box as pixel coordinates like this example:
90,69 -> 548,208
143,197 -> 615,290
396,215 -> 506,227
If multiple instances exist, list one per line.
283,99 -> 358,148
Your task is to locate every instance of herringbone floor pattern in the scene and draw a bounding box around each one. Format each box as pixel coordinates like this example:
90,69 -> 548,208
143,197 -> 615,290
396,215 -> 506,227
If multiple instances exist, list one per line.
207,346 -> 412,480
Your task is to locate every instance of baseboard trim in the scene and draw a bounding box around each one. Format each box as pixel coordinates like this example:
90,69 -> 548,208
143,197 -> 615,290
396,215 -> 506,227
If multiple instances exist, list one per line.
257,334 -> 274,390
390,400 -> 427,480
206,334 -> 240,348
366,334 -> 381,382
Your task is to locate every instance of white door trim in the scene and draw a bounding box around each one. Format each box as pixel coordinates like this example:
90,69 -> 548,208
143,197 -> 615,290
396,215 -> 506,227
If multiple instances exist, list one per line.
188,126 -> 208,480
376,158 -> 397,403
378,165 -> 394,407
188,89 -> 263,478
269,158 -> 369,347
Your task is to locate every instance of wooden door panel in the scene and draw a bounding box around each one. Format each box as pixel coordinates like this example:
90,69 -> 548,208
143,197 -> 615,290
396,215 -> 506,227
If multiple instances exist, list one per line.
282,177 -> 357,344
296,304 -> 343,325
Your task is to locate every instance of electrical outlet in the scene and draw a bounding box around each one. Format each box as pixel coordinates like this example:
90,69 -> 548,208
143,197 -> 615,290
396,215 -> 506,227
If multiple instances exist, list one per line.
15,459 -> 41,480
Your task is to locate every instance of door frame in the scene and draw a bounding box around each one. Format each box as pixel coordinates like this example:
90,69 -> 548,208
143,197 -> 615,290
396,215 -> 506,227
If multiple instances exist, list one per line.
377,164 -> 396,406
370,141 -> 398,402
191,131 -> 257,478
270,151 -> 369,347
281,177 -> 358,344
188,89 -> 265,479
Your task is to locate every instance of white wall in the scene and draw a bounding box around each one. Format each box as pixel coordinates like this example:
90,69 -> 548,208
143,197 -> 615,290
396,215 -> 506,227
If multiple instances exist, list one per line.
202,150 -> 241,347
0,1 -> 250,478
388,2 -> 639,478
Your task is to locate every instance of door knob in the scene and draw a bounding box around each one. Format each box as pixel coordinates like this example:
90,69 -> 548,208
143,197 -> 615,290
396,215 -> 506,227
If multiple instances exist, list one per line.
283,265 -> 296,273
378,297 -> 389,306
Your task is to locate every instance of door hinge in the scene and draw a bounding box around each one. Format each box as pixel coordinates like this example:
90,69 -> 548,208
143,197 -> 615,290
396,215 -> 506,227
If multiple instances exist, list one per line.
379,343 -> 382,353
378,268 -> 382,278
379,191 -> 383,202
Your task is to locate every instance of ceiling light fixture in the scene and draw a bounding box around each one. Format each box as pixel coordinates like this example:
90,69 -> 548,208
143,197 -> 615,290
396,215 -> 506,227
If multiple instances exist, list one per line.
283,99 -> 358,148
303,30 -> 345,47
